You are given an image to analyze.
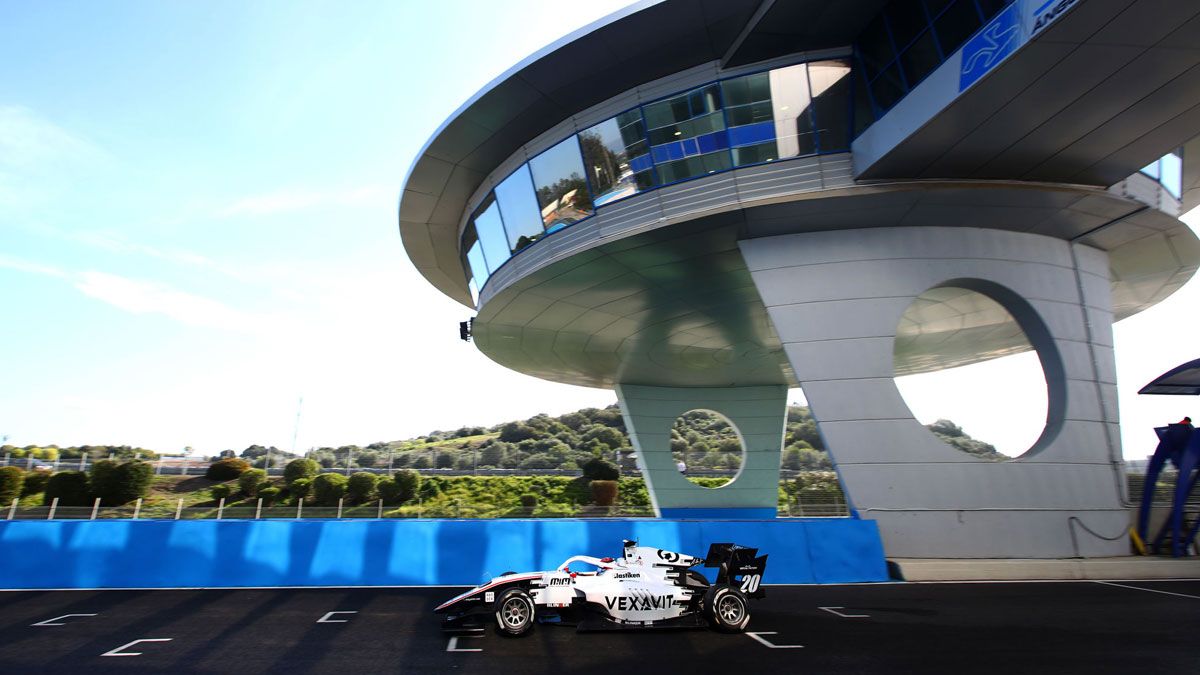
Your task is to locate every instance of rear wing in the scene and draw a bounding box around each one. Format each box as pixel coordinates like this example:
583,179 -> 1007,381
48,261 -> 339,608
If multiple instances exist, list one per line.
704,543 -> 768,598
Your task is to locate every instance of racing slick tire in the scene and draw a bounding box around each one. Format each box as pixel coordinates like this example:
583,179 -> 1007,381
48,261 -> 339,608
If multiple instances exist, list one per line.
704,585 -> 751,632
494,588 -> 536,637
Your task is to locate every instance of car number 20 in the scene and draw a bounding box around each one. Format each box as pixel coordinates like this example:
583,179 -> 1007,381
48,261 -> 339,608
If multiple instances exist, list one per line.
739,574 -> 761,594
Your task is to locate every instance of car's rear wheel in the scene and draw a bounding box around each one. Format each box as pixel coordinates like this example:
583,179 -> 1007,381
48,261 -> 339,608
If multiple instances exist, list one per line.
494,588 -> 536,636
704,585 -> 750,632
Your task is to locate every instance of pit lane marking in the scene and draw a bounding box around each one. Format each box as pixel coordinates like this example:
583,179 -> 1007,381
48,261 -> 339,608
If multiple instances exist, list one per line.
447,629 -> 485,653
101,638 -> 173,657
31,613 -> 97,626
746,631 -> 804,649
1094,581 -> 1200,600
819,606 -> 870,618
317,611 -> 358,623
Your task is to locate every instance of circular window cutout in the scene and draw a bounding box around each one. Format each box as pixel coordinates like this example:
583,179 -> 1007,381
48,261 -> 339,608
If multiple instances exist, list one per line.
671,410 -> 743,487
893,286 -> 1049,459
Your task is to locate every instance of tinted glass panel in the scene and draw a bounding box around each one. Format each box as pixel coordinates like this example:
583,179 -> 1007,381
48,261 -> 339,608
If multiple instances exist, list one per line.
770,64 -> 815,159
853,66 -> 874,137
809,60 -> 852,153
870,63 -> 907,112
888,0 -> 930,49
975,0 -> 1009,19
923,0 -> 955,16
934,0 -> 983,56
466,241 -> 488,295
472,196 -> 510,274
528,137 -> 593,234
580,113 -> 652,208
1140,158 -> 1161,180
858,15 -> 894,79
643,83 -> 730,183
899,30 -> 942,86
1161,152 -> 1182,198
494,165 -> 544,253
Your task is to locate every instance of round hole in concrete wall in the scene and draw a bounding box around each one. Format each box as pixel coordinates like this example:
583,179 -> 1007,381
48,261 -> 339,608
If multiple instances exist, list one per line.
671,410 -> 743,487
893,285 -> 1050,460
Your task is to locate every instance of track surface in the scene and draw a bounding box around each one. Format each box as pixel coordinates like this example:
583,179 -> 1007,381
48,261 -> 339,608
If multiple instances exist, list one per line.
1,581 -> 1198,674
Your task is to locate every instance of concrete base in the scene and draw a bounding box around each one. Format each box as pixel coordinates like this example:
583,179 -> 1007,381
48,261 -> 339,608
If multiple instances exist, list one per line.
892,556 -> 1200,581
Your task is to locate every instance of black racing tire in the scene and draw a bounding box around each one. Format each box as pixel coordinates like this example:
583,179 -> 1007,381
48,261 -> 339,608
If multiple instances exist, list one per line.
494,588 -> 536,637
704,585 -> 751,632
685,570 -> 711,588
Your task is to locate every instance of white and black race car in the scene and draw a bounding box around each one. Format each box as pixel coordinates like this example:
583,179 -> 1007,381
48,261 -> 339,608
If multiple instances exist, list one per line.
435,540 -> 767,636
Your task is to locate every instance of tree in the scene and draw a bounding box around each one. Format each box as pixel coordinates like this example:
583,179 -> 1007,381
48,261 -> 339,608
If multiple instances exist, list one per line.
239,469 -> 268,497
582,458 -> 619,481
206,458 -> 250,481
347,472 -> 380,503
312,473 -> 349,506
0,467 -> 23,503
436,452 -> 455,469
284,458 -> 320,487
499,422 -> 537,443
44,471 -> 90,506
393,469 -> 420,504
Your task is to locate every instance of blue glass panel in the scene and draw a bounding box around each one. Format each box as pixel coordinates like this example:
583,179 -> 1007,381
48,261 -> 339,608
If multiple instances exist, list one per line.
494,165 -> 544,253
727,121 -> 776,148
1140,159 -> 1161,180
1161,152 -> 1182,199
629,154 -> 653,174
474,199 -> 510,274
529,137 -> 593,232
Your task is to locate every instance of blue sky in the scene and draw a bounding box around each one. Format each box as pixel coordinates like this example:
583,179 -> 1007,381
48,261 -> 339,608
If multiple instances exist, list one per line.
1,0 -> 1197,460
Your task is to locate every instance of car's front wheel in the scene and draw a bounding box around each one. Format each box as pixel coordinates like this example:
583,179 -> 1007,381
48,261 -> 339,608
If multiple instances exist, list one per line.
704,585 -> 751,632
494,588 -> 536,636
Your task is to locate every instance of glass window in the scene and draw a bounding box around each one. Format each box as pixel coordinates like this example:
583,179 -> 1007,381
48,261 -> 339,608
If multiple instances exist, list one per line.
975,0 -> 1009,20
579,111 -> 653,208
463,226 -> 489,293
1140,158 -> 1161,180
494,165 -> 544,253
888,0 -> 930,50
472,195 -> 511,274
643,83 -> 731,183
858,15 -> 894,80
870,63 -> 907,112
1161,151 -> 1182,199
528,137 -> 594,234
923,0 -> 955,16
933,0 -> 983,57
899,30 -> 942,87
853,66 -> 874,136
809,60 -> 852,153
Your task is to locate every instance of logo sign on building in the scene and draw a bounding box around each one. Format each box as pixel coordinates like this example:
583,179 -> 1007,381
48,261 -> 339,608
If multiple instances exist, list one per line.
1024,0 -> 1080,38
959,3 -> 1022,92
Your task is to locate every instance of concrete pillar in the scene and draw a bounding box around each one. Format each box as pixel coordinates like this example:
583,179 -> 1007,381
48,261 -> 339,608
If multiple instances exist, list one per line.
740,226 -> 1127,558
616,383 -> 787,518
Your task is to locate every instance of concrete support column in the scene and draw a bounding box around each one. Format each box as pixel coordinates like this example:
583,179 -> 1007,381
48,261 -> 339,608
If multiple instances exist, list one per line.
615,383 -> 787,518
740,226 -> 1127,558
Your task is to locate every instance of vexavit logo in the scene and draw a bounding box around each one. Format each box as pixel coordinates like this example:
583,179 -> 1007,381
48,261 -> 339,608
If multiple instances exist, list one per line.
959,3 -> 1021,92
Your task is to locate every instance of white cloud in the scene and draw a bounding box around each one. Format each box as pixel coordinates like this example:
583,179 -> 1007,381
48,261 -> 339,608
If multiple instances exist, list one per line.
0,105 -> 100,169
216,184 -> 394,217
73,270 -> 276,334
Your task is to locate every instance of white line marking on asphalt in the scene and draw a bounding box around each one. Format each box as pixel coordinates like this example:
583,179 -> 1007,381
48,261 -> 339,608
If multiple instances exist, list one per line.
31,613 -> 97,626
447,634 -> 483,652
1094,581 -> 1200,600
746,631 -> 804,649
101,638 -> 172,657
819,606 -> 870,618
316,611 -> 358,623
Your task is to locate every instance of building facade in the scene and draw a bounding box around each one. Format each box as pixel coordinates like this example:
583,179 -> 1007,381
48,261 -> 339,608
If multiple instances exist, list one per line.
400,0 -> 1200,557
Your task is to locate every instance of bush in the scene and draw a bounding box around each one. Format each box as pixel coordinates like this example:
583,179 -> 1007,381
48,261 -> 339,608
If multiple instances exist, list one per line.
238,469 -> 268,497
519,493 -> 538,510
259,486 -> 282,505
211,483 -> 233,501
312,473 -> 349,506
89,460 -> 153,505
284,458 -> 320,487
89,459 -> 120,501
22,470 -> 50,496
347,472 -> 380,503
393,469 -> 420,503
0,467 -> 24,503
582,458 -> 620,481
206,457 -> 250,481
590,480 -> 618,506
290,478 -> 312,499
44,471 -> 90,506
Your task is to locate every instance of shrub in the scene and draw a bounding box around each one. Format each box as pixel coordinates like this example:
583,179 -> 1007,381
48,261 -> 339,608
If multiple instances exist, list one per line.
211,483 -> 233,501
89,460 -> 153,505
44,471 -> 90,506
347,472 -> 380,503
582,458 -> 620,481
22,470 -> 51,496
206,458 -> 250,481
312,473 -> 349,506
284,458 -> 320,487
290,478 -> 312,499
258,486 -> 282,505
238,469 -> 268,497
89,459 -> 120,501
590,480 -> 618,506
0,467 -> 24,503
519,493 -> 538,510
393,469 -> 420,503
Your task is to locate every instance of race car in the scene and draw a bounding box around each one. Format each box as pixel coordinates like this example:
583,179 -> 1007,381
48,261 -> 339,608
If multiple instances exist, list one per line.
435,540 -> 767,636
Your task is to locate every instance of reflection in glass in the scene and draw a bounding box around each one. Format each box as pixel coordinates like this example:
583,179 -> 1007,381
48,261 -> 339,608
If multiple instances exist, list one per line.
580,111 -> 654,207
808,60 -> 852,153
722,65 -> 815,167
472,195 -> 511,274
464,228 -> 489,293
529,137 -> 594,234
643,83 -> 730,183
494,165 -> 544,253
1161,151 -> 1182,199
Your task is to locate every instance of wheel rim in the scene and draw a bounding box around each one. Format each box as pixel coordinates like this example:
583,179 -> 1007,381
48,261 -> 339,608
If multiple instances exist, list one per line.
718,595 -> 744,624
502,597 -> 529,628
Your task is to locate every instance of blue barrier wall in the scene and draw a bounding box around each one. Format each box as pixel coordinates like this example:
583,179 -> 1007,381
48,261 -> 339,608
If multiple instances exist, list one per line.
0,518 -> 888,589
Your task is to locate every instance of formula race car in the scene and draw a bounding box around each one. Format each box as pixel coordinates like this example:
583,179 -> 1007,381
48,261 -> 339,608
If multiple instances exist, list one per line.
435,540 -> 767,636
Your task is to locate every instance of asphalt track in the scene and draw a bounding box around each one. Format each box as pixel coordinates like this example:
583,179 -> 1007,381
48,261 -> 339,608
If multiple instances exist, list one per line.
1,580 -> 1198,674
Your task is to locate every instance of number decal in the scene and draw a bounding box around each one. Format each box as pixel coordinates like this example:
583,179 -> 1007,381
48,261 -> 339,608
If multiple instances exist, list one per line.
740,574 -> 761,594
